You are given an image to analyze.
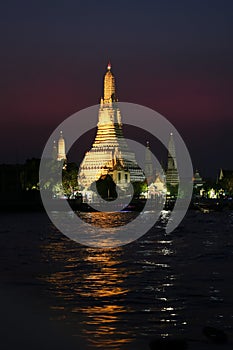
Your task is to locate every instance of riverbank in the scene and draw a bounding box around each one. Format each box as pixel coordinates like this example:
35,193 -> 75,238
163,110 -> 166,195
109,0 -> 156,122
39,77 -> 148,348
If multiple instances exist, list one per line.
1,194 -> 233,212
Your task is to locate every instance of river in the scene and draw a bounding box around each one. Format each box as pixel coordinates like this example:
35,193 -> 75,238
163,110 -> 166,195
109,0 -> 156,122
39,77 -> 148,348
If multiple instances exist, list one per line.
1,209 -> 233,349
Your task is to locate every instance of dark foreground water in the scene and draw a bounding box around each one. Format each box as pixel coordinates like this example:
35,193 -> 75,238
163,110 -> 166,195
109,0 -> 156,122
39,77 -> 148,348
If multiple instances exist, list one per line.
1,209 -> 233,349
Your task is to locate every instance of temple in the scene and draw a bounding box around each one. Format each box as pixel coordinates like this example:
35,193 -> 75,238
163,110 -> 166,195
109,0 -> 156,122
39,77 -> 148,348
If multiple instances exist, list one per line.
166,132 -> 179,186
52,131 -> 67,162
144,141 -> 154,183
78,63 -> 145,192
57,131 -> 67,161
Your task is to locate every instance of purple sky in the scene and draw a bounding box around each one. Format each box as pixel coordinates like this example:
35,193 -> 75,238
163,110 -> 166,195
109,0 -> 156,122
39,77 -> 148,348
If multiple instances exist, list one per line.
1,0 -> 233,177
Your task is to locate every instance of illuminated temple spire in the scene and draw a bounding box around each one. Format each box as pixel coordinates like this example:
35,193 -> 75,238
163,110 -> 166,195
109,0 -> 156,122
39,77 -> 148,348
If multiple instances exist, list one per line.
103,61 -> 116,103
144,141 -> 153,182
57,131 -> 67,161
78,63 -> 144,191
166,132 -> 179,186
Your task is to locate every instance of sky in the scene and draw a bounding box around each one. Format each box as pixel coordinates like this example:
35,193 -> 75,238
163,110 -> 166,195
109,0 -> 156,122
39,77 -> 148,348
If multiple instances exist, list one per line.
1,0 -> 233,178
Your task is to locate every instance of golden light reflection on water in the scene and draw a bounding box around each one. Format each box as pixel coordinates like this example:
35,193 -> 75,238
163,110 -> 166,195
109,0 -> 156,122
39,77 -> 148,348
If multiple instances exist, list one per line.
40,212 -> 186,349
75,251 -> 133,348
42,240 -> 134,349
77,211 -> 138,228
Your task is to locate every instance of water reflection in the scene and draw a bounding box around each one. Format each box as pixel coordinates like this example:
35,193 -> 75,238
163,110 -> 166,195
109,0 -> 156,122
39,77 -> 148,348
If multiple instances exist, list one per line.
40,212 -> 186,349
41,240 -> 134,349
77,212 -> 138,228
75,251 -> 132,349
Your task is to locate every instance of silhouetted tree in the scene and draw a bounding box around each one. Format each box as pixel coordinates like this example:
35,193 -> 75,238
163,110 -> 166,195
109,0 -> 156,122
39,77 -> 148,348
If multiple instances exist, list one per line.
62,162 -> 79,197
21,158 -> 40,190
132,181 -> 148,198
91,174 -> 117,200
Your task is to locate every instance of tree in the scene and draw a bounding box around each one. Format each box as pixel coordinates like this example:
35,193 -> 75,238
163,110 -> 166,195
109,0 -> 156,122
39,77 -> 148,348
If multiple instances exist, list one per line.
132,181 -> 148,198
62,162 -> 79,198
219,177 -> 233,196
166,183 -> 178,197
91,174 -> 117,200
21,158 -> 40,190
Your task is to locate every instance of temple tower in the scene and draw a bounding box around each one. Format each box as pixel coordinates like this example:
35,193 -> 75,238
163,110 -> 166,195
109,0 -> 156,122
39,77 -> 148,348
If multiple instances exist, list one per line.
166,132 -> 179,186
78,63 -> 144,190
57,131 -> 67,161
144,141 -> 154,183
104,62 -> 116,103
52,140 -> 58,160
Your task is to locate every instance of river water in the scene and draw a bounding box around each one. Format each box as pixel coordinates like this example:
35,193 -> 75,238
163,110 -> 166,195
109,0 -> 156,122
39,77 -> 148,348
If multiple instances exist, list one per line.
1,209 -> 233,349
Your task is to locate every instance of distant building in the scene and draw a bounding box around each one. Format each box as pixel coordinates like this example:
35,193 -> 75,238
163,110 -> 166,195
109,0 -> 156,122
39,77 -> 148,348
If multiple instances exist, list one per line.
108,159 -> 131,191
78,63 -> 145,191
217,168 -> 233,196
192,169 -> 204,197
193,169 -> 204,190
147,174 -> 166,198
218,169 -> 233,182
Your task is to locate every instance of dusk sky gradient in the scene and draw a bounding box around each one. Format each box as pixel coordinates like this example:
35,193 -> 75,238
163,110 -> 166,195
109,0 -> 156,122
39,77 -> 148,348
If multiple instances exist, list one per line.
1,0 -> 233,177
